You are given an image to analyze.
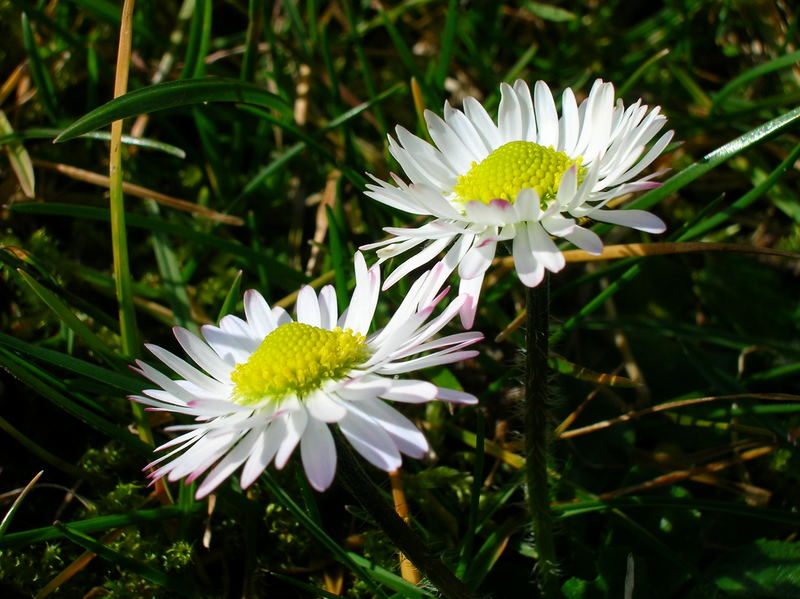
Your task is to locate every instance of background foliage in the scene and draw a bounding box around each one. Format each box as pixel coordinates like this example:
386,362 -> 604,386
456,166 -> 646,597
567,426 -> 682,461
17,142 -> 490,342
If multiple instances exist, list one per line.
1,0 -> 799,597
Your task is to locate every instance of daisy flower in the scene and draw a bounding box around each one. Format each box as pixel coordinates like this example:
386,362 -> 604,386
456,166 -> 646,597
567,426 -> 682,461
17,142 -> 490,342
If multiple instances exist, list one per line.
130,253 -> 481,498
363,79 -> 674,327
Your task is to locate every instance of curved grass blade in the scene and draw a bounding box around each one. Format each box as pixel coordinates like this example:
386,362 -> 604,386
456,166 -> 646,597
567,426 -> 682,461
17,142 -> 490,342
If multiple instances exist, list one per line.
0,505 -> 192,548
712,49 -> 800,113
0,127 -> 187,158
21,12 -> 58,123
16,269 -> 124,365
55,523 -> 197,597
55,78 -> 291,143
0,332 -> 142,392
0,471 -> 43,537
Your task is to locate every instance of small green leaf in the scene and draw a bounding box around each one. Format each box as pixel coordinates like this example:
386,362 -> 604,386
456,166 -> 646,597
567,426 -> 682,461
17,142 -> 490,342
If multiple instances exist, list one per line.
525,1 -> 577,22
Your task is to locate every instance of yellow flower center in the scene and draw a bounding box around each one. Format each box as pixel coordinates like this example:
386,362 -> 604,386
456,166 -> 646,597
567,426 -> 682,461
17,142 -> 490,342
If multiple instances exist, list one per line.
230,322 -> 369,404
452,141 -> 582,206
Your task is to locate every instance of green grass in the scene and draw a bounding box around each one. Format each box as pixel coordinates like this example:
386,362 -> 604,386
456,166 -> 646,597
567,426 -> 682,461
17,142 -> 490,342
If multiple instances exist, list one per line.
1,1 -> 800,597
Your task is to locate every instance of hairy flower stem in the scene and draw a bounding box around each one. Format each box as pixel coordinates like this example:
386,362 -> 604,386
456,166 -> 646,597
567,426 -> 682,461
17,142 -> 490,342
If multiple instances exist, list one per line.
525,275 -> 558,596
334,434 -> 477,599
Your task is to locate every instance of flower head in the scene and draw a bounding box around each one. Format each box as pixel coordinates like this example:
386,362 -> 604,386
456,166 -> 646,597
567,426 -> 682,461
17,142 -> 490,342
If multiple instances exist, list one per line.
363,79 -> 674,327
131,253 -> 481,498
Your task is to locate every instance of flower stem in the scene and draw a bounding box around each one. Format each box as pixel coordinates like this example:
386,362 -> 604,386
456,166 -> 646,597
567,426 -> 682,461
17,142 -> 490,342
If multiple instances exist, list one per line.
334,434 -> 477,599
524,274 -> 558,596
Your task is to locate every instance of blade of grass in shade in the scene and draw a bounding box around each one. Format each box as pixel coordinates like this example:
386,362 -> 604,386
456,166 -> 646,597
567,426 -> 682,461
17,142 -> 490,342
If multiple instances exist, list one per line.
55,78 -> 291,142
238,105 -> 367,188
246,211 -> 270,291
216,270 -> 243,322
326,205 -> 349,313
554,496 -> 800,526
0,416 -> 92,479
0,505 -> 193,549
617,48 -> 670,97
435,0 -> 459,89
456,411 -> 485,578
379,9 -> 428,98
14,0 -> 84,49
0,471 -> 42,537
678,141 -> 800,241
501,42 -> 538,85
712,49 -> 800,113
0,332 -> 142,393
282,0 -> 311,57
144,200 -> 194,331
9,203 -> 307,288
340,0 -> 387,134
240,0 -> 262,82
0,109 -> 34,197
0,348 -> 151,456
0,128 -> 187,158
179,0 -> 205,79
21,12 -> 58,123
260,472 -> 392,599
16,269 -> 124,366
229,80 -> 403,211
55,523 -> 197,597
267,571 -> 351,599
463,516 -> 525,590
63,0 -> 120,25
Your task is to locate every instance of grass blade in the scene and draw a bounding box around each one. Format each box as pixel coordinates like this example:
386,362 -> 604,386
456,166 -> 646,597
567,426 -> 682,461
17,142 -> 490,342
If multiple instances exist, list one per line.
0,471 -> 43,537
55,78 -> 291,142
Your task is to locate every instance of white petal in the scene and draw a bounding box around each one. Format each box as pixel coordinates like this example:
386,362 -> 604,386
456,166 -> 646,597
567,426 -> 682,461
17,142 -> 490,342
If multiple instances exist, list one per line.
335,374 -> 392,400
513,79 -> 537,141
559,88 -> 580,155
534,80 -> 559,148
300,419 -> 337,491
565,226 -> 604,255
444,101 -> 491,156
317,285 -> 339,330
296,285 -> 321,327
306,390 -> 348,423
528,221 -> 565,273
426,109 -> 479,173
352,399 -> 429,459
512,225 -> 545,287
380,379 -> 438,403
513,188 -> 541,222
498,82 -> 523,143
274,409 -> 308,469
590,209 -> 666,233
145,344 -> 231,397
173,327 -> 233,383
436,387 -> 478,404
240,424 -> 282,488
243,290 -> 277,339
458,236 -> 496,280
201,324 -> 253,365
338,409 -> 402,472
195,426 -> 261,499
463,96 -> 501,149
343,252 -> 380,334
458,274 -> 484,329
382,236 -> 452,289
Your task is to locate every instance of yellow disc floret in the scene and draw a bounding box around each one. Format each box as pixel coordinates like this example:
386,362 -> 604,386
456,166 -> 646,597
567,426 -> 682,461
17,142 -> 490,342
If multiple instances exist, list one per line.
231,322 -> 369,404
452,141 -> 581,206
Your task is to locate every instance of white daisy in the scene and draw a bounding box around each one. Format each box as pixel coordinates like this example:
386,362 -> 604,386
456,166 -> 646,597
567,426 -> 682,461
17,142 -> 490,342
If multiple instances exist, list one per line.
363,79 -> 674,328
130,253 -> 481,498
